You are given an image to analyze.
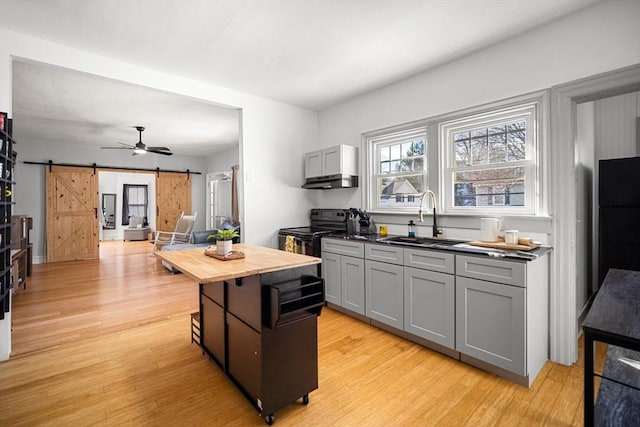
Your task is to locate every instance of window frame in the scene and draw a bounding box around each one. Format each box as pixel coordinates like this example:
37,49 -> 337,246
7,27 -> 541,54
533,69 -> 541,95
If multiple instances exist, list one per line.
122,184 -> 149,225
439,101 -> 540,216
365,127 -> 429,214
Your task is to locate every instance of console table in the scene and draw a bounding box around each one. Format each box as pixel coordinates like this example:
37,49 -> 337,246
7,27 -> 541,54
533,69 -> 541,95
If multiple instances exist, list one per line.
583,268 -> 640,426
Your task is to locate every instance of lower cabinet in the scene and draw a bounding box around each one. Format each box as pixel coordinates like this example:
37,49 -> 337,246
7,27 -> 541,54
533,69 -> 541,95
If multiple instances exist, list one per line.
455,276 -> 526,375
199,267 -> 322,422
227,312 -> 262,398
322,239 -> 365,315
201,294 -> 226,368
403,267 -> 455,348
365,260 -> 404,329
201,281 -> 226,368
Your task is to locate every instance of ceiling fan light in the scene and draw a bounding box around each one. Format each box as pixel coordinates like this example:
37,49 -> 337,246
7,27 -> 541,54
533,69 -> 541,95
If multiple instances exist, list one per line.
134,148 -> 146,154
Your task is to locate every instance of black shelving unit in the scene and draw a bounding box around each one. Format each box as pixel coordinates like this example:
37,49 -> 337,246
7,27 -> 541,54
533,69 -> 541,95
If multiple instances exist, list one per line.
0,116 -> 14,320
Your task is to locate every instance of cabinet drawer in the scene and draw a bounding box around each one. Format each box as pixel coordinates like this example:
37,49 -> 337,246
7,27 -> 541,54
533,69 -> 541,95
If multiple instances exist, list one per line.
322,238 -> 364,257
404,249 -> 454,274
227,275 -> 262,331
201,281 -> 224,305
456,255 -> 526,287
365,244 -> 404,265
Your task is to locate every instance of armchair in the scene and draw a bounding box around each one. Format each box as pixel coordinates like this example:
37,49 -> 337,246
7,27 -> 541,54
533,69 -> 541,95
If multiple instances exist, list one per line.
153,211 -> 197,253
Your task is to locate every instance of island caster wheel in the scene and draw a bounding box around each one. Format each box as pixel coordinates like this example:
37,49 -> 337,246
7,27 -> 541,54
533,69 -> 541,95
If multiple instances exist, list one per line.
302,394 -> 309,405
265,414 -> 275,425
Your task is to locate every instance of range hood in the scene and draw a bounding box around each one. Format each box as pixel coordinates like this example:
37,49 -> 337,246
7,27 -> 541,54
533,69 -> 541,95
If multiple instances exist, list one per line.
302,174 -> 358,189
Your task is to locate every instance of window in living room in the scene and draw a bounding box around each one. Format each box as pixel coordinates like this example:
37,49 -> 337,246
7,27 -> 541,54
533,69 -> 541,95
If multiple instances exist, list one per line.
122,184 -> 148,225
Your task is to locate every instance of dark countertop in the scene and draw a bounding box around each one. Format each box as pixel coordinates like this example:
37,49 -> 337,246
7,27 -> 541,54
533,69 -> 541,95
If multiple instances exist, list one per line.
324,233 -> 552,262
583,268 -> 640,344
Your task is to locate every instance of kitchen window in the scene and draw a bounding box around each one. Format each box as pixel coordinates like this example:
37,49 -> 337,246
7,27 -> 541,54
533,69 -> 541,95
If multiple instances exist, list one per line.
366,127 -> 428,213
439,102 -> 539,215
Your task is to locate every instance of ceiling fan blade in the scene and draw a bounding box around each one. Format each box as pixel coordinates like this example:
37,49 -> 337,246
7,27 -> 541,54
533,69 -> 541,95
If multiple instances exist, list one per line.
101,146 -> 132,149
146,149 -> 173,156
146,146 -> 171,151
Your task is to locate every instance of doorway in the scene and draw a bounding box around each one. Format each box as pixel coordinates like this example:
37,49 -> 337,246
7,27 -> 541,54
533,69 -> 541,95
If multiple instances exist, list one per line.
206,171 -> 232,230
550,64 -> 640,365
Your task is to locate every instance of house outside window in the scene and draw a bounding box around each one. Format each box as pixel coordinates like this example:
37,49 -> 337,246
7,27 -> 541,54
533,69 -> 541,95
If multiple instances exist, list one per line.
440,102 -> 538,215
122,184 -> 148,225
367,128 -> 428,213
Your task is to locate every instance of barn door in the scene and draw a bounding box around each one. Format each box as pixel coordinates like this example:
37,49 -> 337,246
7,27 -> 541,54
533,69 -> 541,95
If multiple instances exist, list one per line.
156,172 -> 192,232
46,166 -> 99,262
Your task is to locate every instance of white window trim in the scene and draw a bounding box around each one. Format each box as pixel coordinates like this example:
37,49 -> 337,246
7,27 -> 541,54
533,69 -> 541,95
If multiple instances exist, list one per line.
363,91 -> 548,218
439,100 -> 542,216
365,126 -> 428,214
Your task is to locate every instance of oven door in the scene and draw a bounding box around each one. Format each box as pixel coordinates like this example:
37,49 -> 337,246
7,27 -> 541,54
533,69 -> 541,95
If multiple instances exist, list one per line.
278,233 -> 318,257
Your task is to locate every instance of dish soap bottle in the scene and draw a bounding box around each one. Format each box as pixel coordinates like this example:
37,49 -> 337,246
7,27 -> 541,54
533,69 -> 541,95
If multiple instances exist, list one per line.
408,220 -> 416,237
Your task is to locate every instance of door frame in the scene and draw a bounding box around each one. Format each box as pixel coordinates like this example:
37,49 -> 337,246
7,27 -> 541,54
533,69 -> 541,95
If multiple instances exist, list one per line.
549,63 -> 640,365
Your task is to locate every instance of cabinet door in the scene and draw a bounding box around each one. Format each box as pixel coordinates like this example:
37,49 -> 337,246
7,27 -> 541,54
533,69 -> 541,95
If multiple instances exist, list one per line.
322,252 -> 342,305
305,150 -> 322,178
341,256 -> 365,314
404,267 -> 455,348
321,146 -> 341,176
227,313 -> 261,399
456,276 -> 526,375
201,295 -> 225,368
365,260 -> 404,329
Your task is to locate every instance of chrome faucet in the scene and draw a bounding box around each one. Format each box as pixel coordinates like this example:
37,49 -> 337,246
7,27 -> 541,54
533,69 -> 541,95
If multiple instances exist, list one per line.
418,190 -> 442,238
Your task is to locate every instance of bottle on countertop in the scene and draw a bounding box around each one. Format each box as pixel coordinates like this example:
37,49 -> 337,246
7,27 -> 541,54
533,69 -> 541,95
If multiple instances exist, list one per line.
408,220 -> 416,237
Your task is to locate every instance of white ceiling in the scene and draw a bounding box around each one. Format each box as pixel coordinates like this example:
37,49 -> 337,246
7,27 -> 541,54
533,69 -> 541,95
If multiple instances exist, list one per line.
0,0 -> 600,156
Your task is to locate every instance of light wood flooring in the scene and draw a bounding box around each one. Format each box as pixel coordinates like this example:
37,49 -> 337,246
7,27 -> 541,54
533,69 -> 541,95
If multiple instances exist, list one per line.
0,241 -> 603,426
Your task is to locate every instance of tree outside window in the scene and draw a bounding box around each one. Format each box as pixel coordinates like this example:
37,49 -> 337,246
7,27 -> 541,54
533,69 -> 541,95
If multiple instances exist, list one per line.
441,101 -> 538,215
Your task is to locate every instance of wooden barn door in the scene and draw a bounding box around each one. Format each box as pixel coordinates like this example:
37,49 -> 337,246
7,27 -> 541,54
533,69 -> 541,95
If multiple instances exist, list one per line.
46,166 -> 99,262
156,172 -> 192,232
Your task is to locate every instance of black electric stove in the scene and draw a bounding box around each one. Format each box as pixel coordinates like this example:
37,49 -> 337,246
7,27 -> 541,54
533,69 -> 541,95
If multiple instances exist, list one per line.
278,209 -> 351,257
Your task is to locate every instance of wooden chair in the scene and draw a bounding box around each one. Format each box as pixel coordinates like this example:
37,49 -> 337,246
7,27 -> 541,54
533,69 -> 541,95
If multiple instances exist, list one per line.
152,212 -> 197,253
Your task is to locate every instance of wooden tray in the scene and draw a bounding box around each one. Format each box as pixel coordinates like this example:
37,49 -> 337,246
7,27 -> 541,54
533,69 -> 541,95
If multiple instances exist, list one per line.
469,238 -> 540,251
204,249 -> 245,261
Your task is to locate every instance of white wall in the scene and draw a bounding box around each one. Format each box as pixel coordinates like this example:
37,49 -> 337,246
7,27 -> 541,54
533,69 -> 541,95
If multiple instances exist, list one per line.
576,102 -> 595,314
316,0 -> 640,364
0,29 -> 318,360
317,0 -> 640,220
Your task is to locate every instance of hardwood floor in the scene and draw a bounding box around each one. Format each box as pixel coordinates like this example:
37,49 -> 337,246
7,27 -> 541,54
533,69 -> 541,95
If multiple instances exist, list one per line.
0,241 -> 603,426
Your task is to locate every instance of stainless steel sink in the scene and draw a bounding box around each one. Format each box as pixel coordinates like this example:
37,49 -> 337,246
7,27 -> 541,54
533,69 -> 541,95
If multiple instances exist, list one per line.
375,236 -> 461,249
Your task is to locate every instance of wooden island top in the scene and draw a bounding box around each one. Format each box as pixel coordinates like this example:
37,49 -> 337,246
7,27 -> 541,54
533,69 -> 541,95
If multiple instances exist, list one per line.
155,243 -> 321,283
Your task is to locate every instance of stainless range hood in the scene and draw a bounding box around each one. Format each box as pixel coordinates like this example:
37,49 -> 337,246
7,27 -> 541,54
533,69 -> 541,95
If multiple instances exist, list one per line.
302,174 -> 358,189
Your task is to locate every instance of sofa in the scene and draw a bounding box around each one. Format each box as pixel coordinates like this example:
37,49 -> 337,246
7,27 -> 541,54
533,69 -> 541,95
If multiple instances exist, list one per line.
123,216 -> 151,241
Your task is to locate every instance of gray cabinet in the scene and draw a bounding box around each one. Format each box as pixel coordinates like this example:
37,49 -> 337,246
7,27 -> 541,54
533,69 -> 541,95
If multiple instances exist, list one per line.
455,253 -> 549,386
304,144 -> 358,179
322,239 -> 365,315
455,276 -> 526,374
365,259 -> 404,329
403,247 -> 455,348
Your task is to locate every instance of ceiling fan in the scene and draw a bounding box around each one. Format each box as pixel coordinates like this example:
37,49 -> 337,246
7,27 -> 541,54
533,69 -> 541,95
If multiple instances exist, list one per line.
101,126 -> 173,156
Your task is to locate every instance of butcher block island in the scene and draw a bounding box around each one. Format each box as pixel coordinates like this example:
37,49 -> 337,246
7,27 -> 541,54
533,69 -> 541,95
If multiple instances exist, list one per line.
156,244 -> 324,425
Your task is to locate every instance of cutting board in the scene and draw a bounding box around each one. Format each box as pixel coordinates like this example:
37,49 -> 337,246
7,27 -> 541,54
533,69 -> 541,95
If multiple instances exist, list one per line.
469,237 -> 540,251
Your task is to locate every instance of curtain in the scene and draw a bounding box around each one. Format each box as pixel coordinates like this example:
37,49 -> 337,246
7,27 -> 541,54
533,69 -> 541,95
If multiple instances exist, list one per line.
122,184 -> 149,225
231,165 -> 239,226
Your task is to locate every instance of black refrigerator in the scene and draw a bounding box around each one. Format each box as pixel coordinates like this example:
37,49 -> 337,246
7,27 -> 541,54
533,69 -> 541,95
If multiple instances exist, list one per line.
598,156 -> 640,285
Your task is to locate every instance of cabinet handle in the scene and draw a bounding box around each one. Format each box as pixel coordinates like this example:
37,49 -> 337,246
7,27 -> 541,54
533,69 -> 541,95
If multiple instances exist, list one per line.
235,278 -> 242,287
